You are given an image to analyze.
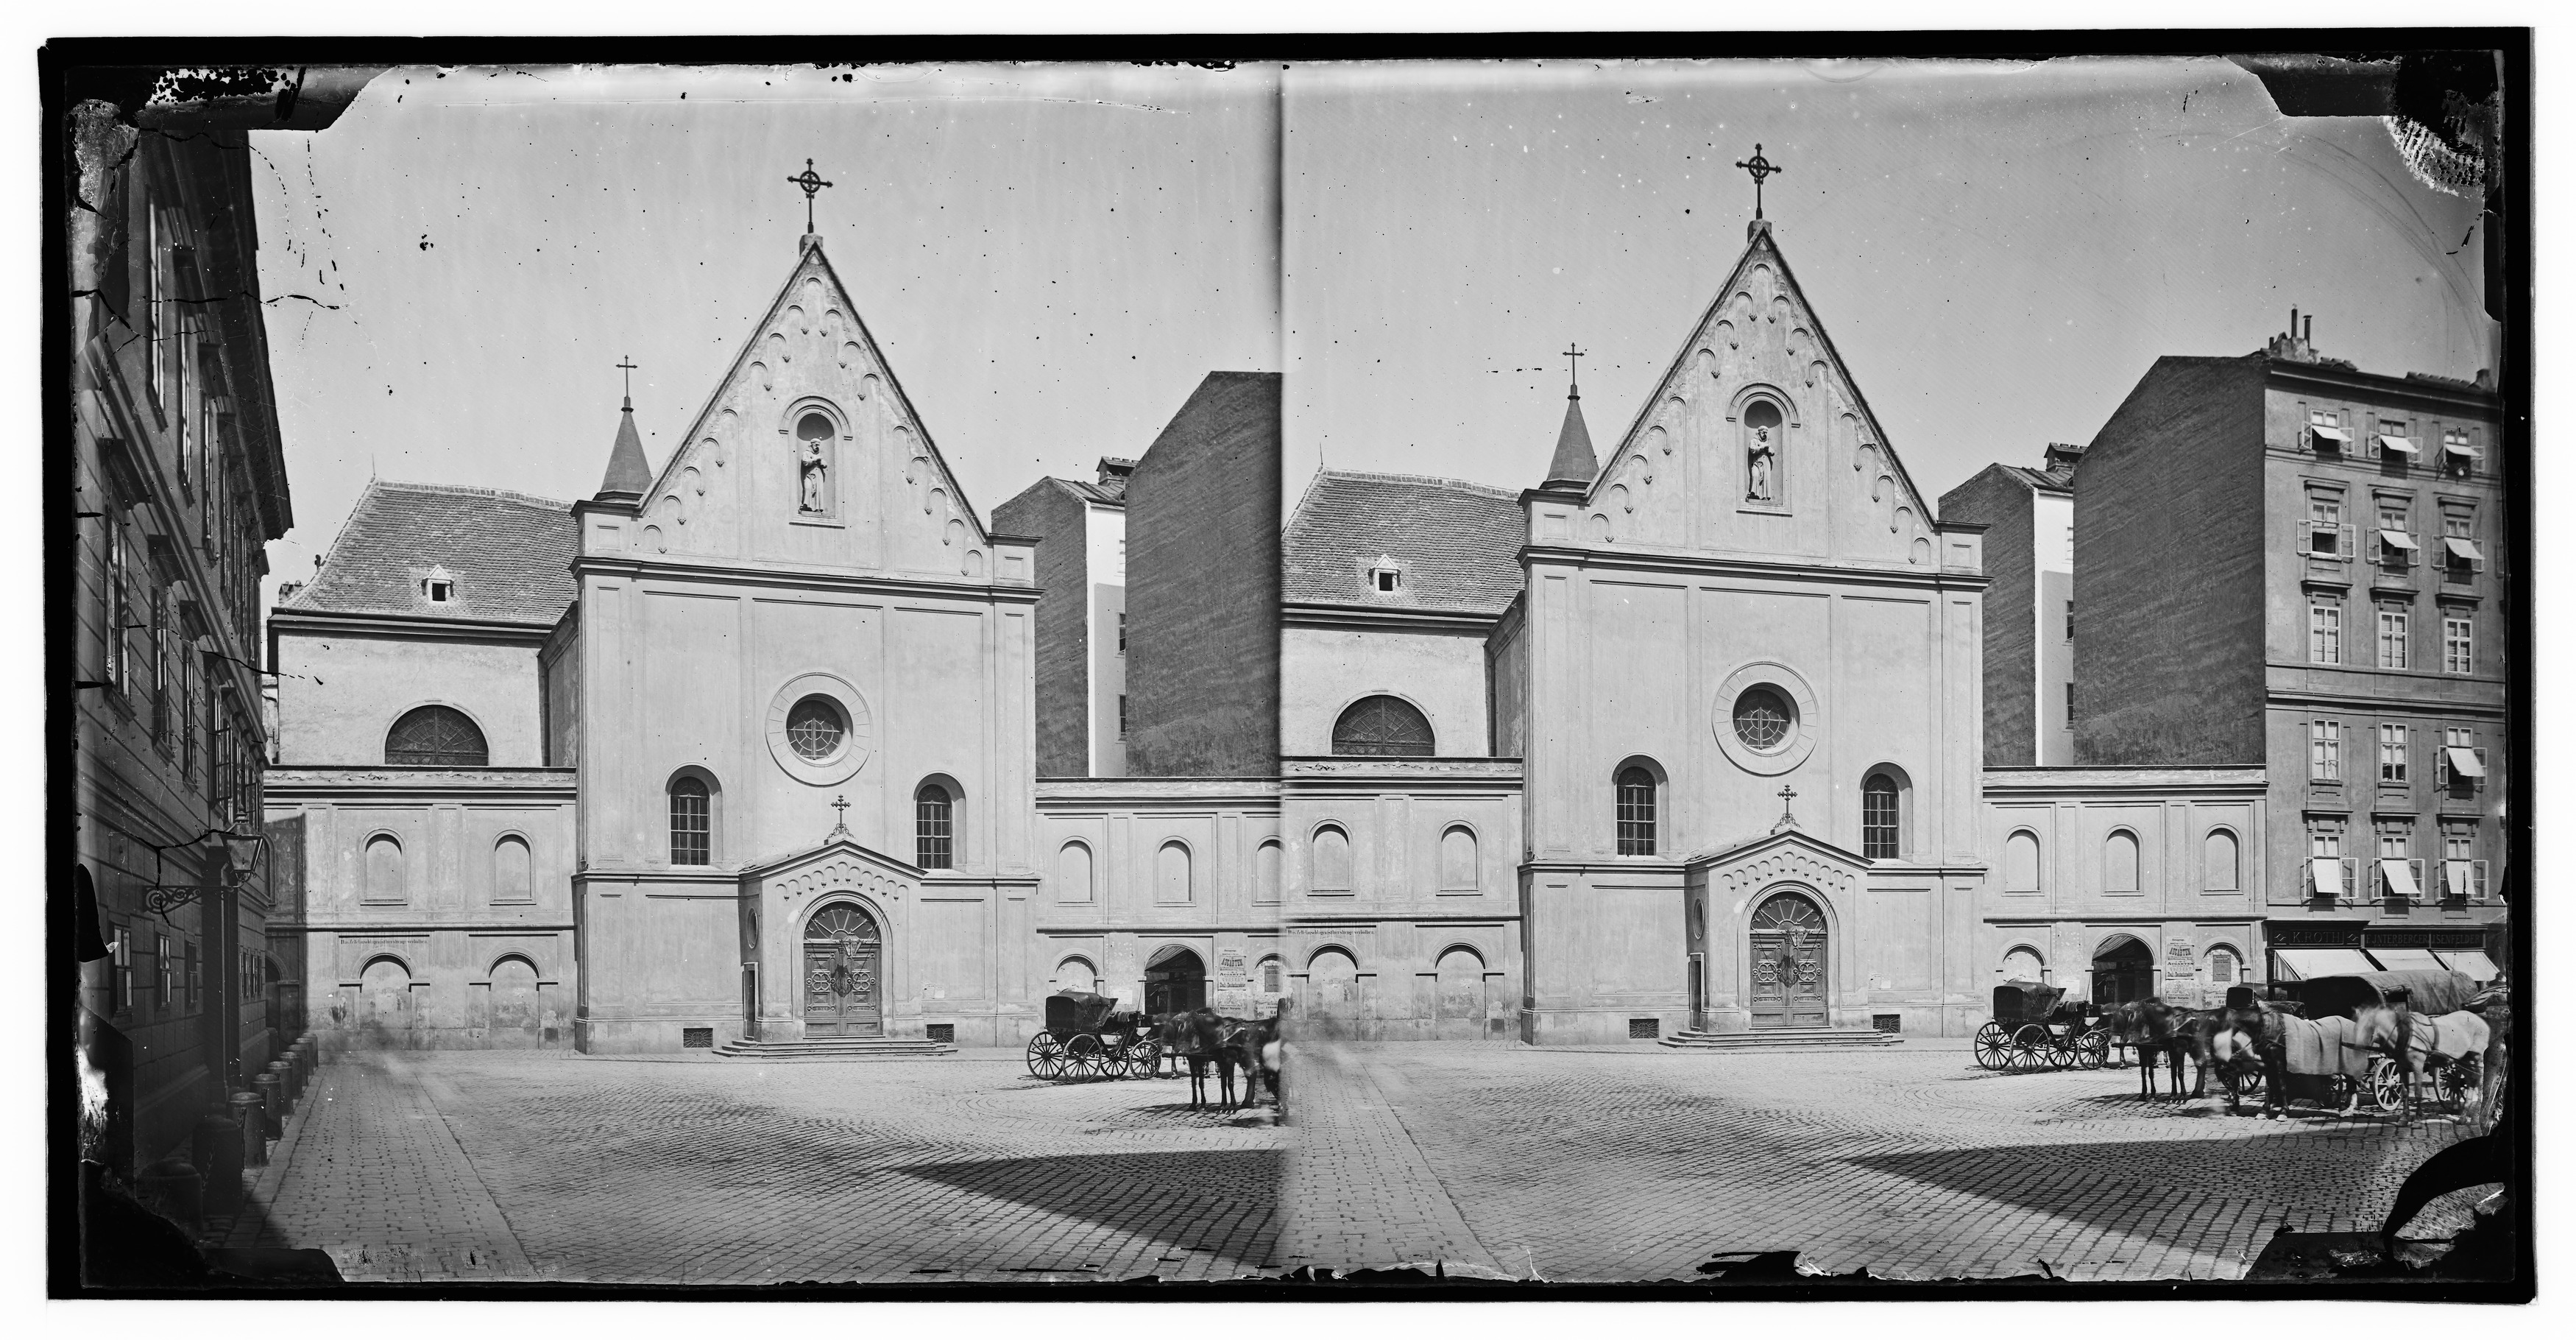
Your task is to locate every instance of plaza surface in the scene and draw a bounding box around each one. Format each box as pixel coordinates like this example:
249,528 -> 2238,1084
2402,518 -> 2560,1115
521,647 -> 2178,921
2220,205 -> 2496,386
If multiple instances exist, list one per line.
224,1039 -> 2477,1286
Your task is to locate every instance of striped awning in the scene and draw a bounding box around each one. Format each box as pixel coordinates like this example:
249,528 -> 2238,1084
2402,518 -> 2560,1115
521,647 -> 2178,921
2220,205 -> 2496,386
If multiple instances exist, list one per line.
2444,536 -> 2484,565
2368,947 -> 2446,973
2442,438 -> 2484,461
2445,747 -> 2485,778
2379,858 -> 2421,899
2433,949 -> 2501,982
2376,434 -> 2420,457
2310,423 -> 2351,443
2274,948 -> 2378,979
2379,529 -> 2418,551
2308,857 -> 2343,895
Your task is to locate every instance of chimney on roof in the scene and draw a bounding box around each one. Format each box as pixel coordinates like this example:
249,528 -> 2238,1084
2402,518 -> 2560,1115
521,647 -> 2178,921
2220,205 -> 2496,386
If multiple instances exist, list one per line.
1096,456 -> 1136,495
593,391 -> 653,504
2042,442 -> 2087,473
2265,306 -> 2318,364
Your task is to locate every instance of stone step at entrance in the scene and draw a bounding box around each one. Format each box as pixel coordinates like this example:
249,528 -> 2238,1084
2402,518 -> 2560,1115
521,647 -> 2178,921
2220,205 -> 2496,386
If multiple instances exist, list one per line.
1659,1026 -> 1904,1051
710,1037 -> 958,1059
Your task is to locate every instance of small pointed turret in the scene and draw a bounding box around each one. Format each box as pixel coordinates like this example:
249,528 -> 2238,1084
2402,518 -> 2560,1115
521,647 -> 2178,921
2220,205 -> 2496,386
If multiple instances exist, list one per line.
594,393 -> 652,503
1540,358 -> 1598,490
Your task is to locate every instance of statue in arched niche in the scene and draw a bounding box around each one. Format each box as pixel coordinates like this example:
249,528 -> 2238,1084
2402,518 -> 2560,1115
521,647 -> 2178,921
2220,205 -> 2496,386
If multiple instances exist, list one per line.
1744,399 -> 1783,503
795,410 -> 834,514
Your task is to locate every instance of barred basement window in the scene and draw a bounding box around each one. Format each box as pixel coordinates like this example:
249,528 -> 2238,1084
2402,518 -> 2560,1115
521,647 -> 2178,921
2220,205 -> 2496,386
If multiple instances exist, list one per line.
669,776 -> 711,865
916,783 -> 955,869
1616,766 -> 1658,856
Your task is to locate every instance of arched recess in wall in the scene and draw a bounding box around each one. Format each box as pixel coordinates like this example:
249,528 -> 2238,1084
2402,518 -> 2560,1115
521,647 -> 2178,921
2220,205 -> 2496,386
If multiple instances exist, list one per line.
1054,956 -> 1098,992
1438,824 -> 1479,890
2206,943 -> 2243,986
491,833 -> 534,903
363,833 -> 406,905
1306,947 -> 1360,1015
386,705 -> 487,766
1332,694 -> 1435,757
1311,824 -> 1353,892
2203,828 -> 2241,892
2103,828 -> 2142,892
1055,840 -> 1094,903
2000,945 -> 2047,982
2003,829 -> 2042,892
1253,839 -> 1283,904
1256,955 -> 1285,995
484,953 -> 543,1032
1434,945 -> 1488,1029
358,954 -> 413,1028
1154,839 -> 1193,905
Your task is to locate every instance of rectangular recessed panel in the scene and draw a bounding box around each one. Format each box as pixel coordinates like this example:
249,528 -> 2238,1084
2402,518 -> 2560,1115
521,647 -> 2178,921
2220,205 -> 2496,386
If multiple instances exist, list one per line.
681,1027 -> 713,1048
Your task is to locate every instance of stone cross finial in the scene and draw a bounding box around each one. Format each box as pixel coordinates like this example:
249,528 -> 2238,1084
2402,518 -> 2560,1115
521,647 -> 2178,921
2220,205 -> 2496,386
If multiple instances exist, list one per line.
1772,783 -> 1800,833
1735,144 -> 1783,220
828,794 -> 852,841
788,158 -> 835,233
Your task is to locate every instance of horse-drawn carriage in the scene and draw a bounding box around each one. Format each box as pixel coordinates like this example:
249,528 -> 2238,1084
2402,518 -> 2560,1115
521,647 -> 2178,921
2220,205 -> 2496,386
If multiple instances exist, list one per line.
1973,981 -> 2112,1073
2262,969 -> 2489,1116
1025,990 -> 1161,1081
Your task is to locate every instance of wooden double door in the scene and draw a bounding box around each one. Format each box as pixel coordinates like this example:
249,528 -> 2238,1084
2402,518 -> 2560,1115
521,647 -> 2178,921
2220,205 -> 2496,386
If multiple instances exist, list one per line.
1747,892 -> 1829,1029
803,903 -> 883,1037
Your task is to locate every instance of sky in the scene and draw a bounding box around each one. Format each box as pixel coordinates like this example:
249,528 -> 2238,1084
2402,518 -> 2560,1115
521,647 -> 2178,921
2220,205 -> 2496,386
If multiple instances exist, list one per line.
249,57 -> 2491,607
248,63 -> 1281,605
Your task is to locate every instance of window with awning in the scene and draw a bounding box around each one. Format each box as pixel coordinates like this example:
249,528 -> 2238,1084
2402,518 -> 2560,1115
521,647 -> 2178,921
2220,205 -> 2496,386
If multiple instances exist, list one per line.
2367,946 -> 2446,972
2378,529 -> 2418,553
2443,859 -> 2476,898
2310,423 -> 2350,444
2444,535 -> 2484,565
2308,856 -> 2345,896
2375,434 -> 2419,458
2444,746 -> 2485,779
2378,857 -> 2421,899
2273,947 -> 2377,979
2432,949 -> 2501,982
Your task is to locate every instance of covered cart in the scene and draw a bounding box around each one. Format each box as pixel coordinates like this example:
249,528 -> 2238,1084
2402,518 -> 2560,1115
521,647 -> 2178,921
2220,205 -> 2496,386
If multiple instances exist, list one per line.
1026,990 -> 1161,1081
1974,981 -> 2109,1073
2274,969 -> 2483,1115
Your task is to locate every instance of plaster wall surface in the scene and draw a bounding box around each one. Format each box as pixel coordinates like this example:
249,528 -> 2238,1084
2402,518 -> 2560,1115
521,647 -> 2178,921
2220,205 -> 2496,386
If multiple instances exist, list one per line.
274,631 -> 545,767
1281,624 -> 1490,758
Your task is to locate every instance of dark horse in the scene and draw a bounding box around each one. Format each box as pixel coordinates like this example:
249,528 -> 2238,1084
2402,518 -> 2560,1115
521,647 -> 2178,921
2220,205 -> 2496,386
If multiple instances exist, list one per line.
2207,989 -> 2296,1118
1237,1006 -> 1287,1121
1158,1009 -> 1244,1110
2101,998 -> 2215,1099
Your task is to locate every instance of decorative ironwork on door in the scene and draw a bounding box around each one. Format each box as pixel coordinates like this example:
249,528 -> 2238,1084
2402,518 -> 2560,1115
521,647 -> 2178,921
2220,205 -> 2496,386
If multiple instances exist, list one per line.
802,903 -> 882,1037
1748,892 -> 1828,1029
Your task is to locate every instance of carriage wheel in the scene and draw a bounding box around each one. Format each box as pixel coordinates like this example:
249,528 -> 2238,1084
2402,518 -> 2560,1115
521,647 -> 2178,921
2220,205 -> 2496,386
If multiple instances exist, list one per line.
1972,1023 -> 2010,1071
2073,1027 -> 2110,1071
2009,1024 -> 2051,1074
1123,1037 -> 1161,1079
1027,1032 -> 1066,1080
1065,1034 -> 1109,1080
2045,1032 -> 2078,1071
2368,1057 -> 2409,1114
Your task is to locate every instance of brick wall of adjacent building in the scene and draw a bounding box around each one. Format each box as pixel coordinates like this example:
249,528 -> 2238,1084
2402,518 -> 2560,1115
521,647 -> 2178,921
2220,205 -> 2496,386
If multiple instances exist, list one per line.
2073,356 -> 2269,765
1941,465 -> 2039,767
994,479 -> 1093,779
1124,372 -> 1281,777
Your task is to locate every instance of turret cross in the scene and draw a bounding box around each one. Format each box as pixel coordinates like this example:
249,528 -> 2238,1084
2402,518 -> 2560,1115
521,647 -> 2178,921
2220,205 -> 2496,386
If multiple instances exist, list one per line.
1563,343 -> 1587,396
1735,143 -> 1783,219
788,158 -> 835,232
615,355 -> 638,402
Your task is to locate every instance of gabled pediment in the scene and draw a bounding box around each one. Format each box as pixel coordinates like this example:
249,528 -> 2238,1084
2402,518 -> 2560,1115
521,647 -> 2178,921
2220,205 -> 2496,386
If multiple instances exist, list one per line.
1681,823 -> 1872,876
623,240 -> 998,579
1570,224 -> 1942,567
736,836 -> 923,897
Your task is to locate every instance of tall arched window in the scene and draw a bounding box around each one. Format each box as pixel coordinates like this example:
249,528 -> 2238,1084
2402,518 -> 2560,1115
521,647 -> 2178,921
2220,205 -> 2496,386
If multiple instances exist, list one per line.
916,782 -> 955,869
1156,840 -> 1193,904
1331,695 -> 1434,757
1312,825 -> 1353,892
1616,766 -> 1657,855
491,835 -> 533,903
1056,841 -> 1094,903
1861,774 -> 1900,859
1253,839 -> 1283,904
364,834 -> 406,904
669,775 -> 711,865
386,705 -> 487,766
2103,829 -> 2141,892
1439,825 -> 1479,890
2003,830 -> 2042,892
2203,828 -> 2241,891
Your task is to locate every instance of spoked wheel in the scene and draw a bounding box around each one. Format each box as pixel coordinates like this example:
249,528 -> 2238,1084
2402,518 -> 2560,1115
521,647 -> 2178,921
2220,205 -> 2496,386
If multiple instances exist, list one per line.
1064,1034 -> 1110,1081
1122,1037 -> 1162,1079
2368,1057 -> 2410,1114
2046,1032 -> 2078,1071
1972,1022 -> 2010,1071
1027,1031 -> 1066,1080
2010,1024 -> 2052,1073
2073,1027 -> 2110,1071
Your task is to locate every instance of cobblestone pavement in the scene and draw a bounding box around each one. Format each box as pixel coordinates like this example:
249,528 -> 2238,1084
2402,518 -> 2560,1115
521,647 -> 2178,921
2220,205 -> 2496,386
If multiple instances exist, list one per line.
1300,1040 -> 2478,1283
227,1040 -> 2480,1287
230,1049 -> 1284,1285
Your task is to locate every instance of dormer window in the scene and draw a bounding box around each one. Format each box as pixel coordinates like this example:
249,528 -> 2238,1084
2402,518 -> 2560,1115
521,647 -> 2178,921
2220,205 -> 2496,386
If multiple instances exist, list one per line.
1373,568 -> 1401,593
421,565 -> 455,604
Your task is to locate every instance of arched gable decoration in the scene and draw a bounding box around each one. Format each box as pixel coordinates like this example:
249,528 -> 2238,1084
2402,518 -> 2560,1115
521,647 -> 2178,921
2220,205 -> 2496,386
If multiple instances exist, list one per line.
1332,695 -> 1434,757
386,705 -> 487,766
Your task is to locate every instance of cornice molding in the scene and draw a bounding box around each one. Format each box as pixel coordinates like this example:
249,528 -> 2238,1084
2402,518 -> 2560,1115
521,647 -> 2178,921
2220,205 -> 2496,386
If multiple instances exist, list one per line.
573,553 -> 1041,605
1280,602 -> 1504,635
268,607 -> 558,645
1520,543 -> 1992,592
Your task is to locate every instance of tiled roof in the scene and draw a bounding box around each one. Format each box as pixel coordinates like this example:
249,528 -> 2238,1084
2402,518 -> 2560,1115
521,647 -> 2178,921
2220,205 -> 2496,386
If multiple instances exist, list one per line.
286,480 -> 578,627
1283,470 -> 1526,616
2001,463 -> 2076,493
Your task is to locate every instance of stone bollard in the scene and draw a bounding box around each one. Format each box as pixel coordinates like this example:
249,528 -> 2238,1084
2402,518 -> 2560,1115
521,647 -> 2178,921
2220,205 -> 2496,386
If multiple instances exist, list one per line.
231,1091 -> 266,1168
253,1071 -> 286,1139
137,1155 -> 202,1230
194,1107 -> 244,1216
272,1057 -> 299,1109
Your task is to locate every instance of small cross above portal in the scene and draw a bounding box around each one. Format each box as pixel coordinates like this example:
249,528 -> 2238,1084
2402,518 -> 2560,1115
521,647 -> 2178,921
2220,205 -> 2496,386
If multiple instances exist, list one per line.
1734,143 -> 1783,220
788,158 -> 835,233
1772,783 -> 1801,833
828,793 -> 852,841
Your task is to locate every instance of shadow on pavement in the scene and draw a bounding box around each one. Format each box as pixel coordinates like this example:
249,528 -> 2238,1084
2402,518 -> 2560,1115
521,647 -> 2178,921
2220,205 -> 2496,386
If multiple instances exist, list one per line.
896,1148 -> 1281,1269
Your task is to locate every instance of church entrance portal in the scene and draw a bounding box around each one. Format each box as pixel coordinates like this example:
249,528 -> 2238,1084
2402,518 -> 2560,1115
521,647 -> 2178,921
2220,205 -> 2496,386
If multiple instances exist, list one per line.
1143,946 -> 1206,1018
1748,892 -> 1828,1029
2091,934 -> 2155,1005
802,903 -> 883,1037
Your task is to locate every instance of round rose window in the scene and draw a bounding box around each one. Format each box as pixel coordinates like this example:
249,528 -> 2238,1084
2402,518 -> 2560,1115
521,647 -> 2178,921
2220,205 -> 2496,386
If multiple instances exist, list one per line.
1732,687 -> 1795,752
785,695 -> 848,761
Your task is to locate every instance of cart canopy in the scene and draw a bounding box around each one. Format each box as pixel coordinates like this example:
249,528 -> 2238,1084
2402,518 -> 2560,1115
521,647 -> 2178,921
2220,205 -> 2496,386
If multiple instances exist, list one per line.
2292,969 -> 2477,1020
1044,990 -> 1120,1035
1991,980 -> 2065,1023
